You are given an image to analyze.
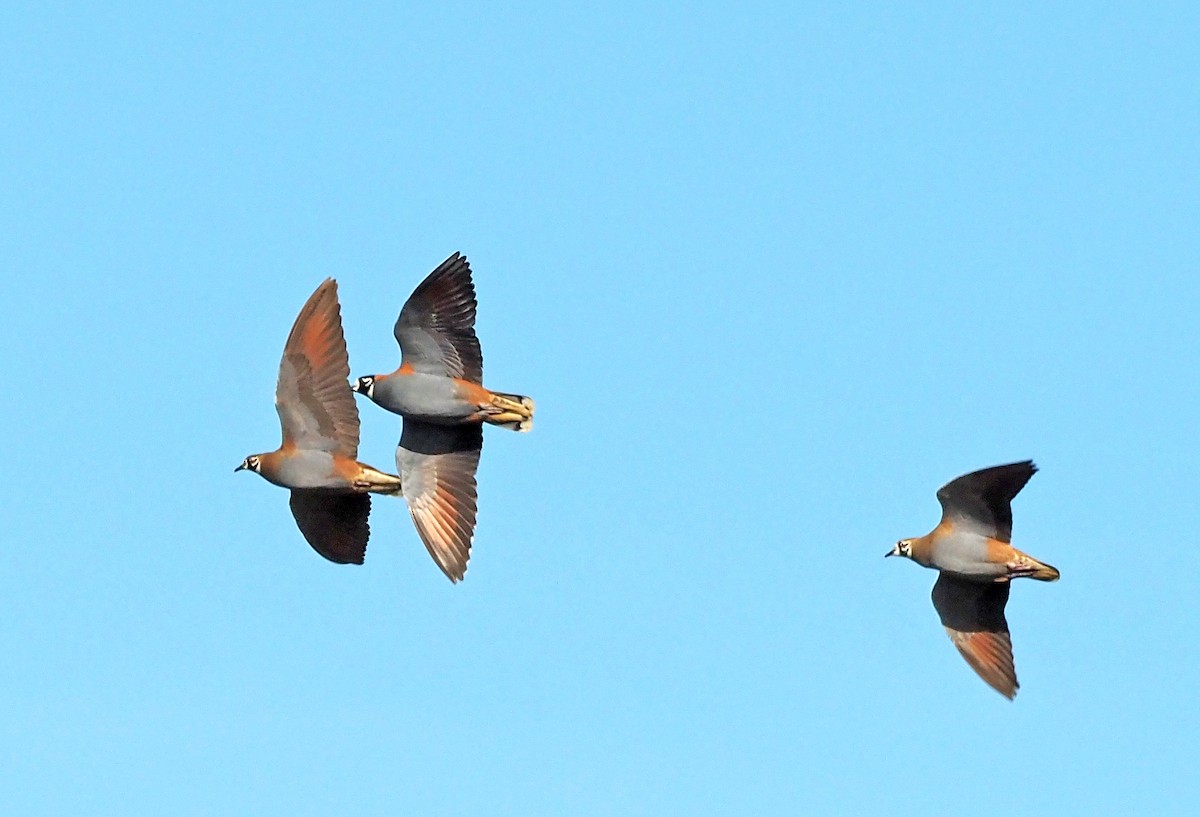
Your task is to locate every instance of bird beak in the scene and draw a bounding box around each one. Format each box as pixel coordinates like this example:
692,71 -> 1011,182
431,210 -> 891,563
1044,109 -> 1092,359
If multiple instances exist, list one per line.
234,463 -> 246,472
884,548 -> 895,558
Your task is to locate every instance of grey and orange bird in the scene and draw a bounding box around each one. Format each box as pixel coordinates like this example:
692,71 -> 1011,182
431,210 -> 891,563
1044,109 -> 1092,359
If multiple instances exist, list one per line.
351,252 -> 534,582
236,279 -> 403,565
886,460 -> 1059,699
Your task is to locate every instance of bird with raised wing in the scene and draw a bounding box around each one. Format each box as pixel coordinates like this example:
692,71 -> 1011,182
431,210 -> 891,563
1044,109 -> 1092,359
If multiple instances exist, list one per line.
236,279 -> 403,565
352,252 -> 534,582
886,460 -> 1059,699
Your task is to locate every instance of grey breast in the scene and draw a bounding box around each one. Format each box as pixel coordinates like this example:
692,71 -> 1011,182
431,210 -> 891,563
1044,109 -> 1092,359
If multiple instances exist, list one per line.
930,531 -> 1006,579
269,449 -> 344,491
374,372 -> 476,422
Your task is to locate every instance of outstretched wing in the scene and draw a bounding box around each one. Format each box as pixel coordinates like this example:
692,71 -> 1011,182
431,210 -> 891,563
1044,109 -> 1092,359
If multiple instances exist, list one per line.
931,573 -> 1018,699
396,420 -> 483,582
936,460 -> 1036,542
288,490 -> 371,565
393,252 -> 483,383
275,279 -> 360,458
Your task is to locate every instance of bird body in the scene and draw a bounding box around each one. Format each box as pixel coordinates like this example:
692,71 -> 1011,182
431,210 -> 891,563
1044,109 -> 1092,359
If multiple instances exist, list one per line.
366,370 -> 533,430
237,278 -> 402,565
933,535 -> 998,578
887,460 -> 1059,699
352,252 -> 534,581
905,520 -> 1058,582
253,448 -> 402,493
367,368 -> 491,422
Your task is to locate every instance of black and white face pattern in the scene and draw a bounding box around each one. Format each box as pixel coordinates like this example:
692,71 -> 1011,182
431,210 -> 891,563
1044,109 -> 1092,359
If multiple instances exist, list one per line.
891,539 -> 913,558
353,375 -> 376,398
236,455 -> 262,473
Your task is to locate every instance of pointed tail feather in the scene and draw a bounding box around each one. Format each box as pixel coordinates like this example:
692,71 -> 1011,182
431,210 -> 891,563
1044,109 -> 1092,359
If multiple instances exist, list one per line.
1014,551 -> 1060,582
1030,558 -> 1060,582
486,392 -> 535,432
359,465 -> 404,496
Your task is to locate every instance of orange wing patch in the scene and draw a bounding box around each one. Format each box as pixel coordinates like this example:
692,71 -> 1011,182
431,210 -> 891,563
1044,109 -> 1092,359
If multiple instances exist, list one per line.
945,628 -> 1019,699
277,279 -> 360,457
409,479 -> 477,582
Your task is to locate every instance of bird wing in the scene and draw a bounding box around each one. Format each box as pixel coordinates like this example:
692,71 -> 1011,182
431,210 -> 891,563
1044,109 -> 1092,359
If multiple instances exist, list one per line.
288,490 -> 371,565
393,252 -> 483,383
275,279 -> 360,458
396,420 -> 483,582
931,573 -> 1018,699
935,460 -> 1037,542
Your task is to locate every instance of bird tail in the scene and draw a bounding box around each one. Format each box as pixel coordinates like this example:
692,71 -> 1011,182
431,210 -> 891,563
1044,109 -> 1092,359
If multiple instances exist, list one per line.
1026,555 -> 1060,582
484,391 -> 535,432
358,465 -> 404,496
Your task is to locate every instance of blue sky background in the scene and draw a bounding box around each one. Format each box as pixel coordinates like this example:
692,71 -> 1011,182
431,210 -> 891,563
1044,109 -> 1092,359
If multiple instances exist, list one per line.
1,3 -> 1197,814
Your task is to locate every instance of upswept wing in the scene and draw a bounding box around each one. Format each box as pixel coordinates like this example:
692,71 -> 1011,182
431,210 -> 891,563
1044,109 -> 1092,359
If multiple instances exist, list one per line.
275,279 -> 360,457
393,253 -> 483,383
936,460 -> 1036,542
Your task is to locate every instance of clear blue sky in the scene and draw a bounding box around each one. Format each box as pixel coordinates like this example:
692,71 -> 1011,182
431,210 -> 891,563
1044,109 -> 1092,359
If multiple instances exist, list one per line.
2,3 -> 1197,814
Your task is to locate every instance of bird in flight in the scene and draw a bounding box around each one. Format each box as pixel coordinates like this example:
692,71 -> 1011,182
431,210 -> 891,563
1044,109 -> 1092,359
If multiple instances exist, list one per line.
887,460 -> 1059,698
353,252 -> 535,582
237,279 -> 403,565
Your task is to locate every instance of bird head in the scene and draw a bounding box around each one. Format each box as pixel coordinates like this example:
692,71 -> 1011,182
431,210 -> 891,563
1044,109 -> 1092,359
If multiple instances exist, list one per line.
235,454 -> 262,474
350,375 -> 376,398
886,539 -> 914,559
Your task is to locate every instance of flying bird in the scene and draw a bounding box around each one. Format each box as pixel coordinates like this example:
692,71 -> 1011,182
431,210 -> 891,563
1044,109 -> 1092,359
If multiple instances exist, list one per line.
886,460 -> 1059,699
236,279 -> 403,565
352,252 -> 534,582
